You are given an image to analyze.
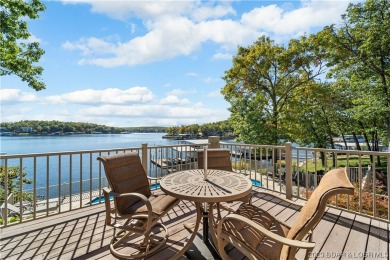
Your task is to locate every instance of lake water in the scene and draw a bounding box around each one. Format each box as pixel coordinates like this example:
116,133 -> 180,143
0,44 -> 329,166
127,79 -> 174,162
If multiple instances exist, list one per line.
0,133 -> 176,155
0,134 -> 303,199
0,133 -> 183,198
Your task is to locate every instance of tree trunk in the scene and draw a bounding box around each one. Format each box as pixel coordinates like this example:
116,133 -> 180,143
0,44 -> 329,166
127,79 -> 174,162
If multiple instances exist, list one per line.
328,134 -> 336,167
386,116 -> 390,151
341,133 -> 348,150
361,128 -> 374,164
320,151 -> 326,167
352,132 -> 362,150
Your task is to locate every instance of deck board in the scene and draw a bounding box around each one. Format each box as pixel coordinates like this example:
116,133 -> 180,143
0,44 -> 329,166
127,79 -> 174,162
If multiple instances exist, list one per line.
1,187 -> 389,260
311,207 -> 342,256
341,214 -> 371,260
320,210 -> 355,258
365,218 -> 389,260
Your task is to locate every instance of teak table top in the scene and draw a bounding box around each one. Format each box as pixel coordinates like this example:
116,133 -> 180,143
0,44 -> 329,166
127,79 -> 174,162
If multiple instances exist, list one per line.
160,169 -> 252,203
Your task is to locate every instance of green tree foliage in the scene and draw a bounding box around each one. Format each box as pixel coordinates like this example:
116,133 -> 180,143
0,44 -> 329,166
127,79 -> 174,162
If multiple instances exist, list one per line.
0,120 -> 167,134
319,0 -> 390,149
1,0 -> 46,90
286,82 -> 338,148
0,166 -> 33,203
222,36 -> 326,145
165,121 -> 233,137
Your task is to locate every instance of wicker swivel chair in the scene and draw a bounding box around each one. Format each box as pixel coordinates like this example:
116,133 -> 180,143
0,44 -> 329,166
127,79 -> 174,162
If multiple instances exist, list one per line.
217,168 -> 354,260
97,153 -> 179,259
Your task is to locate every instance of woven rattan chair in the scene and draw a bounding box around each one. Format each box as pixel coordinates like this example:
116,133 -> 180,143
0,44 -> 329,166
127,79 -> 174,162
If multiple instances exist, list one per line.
97,153 -> 179,259
217,168 -> 354,260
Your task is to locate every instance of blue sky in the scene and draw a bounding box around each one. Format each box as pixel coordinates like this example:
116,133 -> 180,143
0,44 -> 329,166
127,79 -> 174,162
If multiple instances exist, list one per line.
1,0 -> 355,127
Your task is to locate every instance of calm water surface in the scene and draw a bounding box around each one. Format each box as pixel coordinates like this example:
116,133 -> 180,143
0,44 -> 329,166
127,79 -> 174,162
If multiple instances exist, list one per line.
0,133 -> 182,198
0,133 -> 176,155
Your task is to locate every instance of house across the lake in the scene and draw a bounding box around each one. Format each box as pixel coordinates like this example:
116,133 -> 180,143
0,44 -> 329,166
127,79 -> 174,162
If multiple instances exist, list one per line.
20,126 -> 33,133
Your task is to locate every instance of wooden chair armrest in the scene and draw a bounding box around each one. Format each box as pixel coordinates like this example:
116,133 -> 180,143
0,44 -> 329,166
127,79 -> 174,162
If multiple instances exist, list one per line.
103,188 -> 153,229
217,214 -> 315,250
218,203 -> 236,213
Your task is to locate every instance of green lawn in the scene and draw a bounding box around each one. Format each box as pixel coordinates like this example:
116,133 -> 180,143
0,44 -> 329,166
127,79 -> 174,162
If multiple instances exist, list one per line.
299,154 -> 388,172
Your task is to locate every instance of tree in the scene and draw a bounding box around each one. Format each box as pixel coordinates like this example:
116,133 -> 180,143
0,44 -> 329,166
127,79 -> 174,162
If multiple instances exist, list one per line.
318,0 -> 390,149
285,80 -> 355,166
1,0 -> 46,90
0,166 -> 33,203
222,36 -> 326,145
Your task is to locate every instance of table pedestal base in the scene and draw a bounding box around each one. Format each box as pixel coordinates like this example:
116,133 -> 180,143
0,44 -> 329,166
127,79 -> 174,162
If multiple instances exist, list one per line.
185,233 -> 221,260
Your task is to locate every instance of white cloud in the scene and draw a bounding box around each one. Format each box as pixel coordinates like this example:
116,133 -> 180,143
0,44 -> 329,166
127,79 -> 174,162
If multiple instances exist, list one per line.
213,52 -> 232,60
62,0 -> 349,67
82,104 -> 227,120
45,87 -> 154,105
160,95 -> 190,105
191,3 -> 236,22
203,77 -> 221,84
167,88 -> 194,96
0,87 -> 229,127
186,72 -> 198,77
65,16 -> 206,67
26,34 -> 42,43
62,37 -> 117,56
0,89 -> 37,103
130,23 -> 136,34
197,19 -> 257,50
62,0 -> 234,22
61,1 -> 257,67
241,1 -> 350,36
208,90 -> 222,97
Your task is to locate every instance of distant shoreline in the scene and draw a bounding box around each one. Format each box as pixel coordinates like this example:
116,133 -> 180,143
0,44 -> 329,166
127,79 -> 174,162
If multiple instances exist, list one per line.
0,132 -> 165,137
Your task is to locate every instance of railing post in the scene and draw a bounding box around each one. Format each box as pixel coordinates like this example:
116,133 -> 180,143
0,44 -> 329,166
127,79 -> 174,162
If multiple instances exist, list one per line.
62,182 -> 67,199
387,153 -> 390,222
285,142 -> 293,200
142,143 -> 148,173
208,136 -> 220,148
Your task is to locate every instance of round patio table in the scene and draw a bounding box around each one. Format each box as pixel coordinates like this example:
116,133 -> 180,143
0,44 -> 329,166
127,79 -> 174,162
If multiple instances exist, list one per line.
160,169 -> 252,260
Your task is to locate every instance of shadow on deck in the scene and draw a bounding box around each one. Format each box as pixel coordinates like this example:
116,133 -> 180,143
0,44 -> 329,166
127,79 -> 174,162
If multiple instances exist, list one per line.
1,187 -> 389,259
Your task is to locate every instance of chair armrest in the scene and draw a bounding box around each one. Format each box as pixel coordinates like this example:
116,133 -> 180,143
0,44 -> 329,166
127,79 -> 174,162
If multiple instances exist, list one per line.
217,214 -> 315,250
103,187 -> 153,229
103,188 -> 113,225
218,203 -> 236,213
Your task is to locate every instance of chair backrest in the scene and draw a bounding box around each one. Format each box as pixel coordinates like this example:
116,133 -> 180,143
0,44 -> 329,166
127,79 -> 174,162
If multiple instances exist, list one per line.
281,168 -> 354,259
97,153 -> 151,214
197,148 -> 232,171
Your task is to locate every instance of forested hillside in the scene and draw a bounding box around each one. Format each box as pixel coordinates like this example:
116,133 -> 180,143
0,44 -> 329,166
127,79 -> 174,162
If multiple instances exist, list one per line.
0,121 -> 167,135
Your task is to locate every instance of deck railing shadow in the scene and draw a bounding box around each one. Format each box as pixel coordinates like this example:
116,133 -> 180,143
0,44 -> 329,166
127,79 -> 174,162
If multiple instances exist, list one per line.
1,186 -> 390,259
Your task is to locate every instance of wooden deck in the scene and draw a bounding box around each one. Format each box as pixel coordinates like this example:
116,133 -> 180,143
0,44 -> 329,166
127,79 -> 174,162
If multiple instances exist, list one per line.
1,187 -> 389,260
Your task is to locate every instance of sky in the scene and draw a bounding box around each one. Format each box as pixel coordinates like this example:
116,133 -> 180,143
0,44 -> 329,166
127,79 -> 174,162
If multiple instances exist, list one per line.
1,0 -> 358,127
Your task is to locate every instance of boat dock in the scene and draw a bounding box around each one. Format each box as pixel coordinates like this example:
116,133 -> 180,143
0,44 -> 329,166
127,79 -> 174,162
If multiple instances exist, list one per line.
150,157 -> 196,170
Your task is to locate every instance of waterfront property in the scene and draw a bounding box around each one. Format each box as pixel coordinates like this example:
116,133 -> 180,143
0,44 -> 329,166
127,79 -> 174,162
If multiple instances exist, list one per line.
0,138 -> 389,259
